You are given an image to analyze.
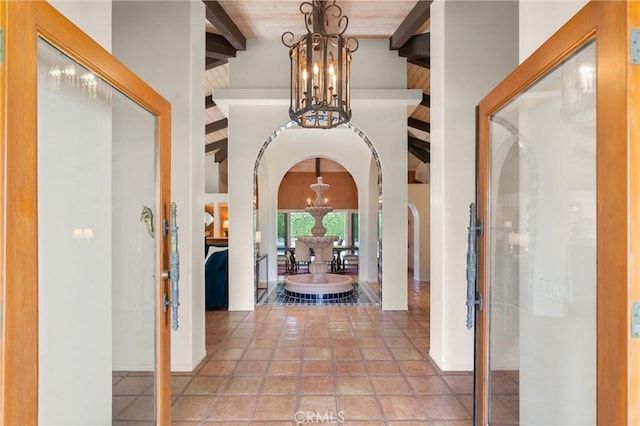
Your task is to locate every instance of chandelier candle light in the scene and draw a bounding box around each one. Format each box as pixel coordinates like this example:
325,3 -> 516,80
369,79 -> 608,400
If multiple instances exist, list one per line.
282,0 -> 358,129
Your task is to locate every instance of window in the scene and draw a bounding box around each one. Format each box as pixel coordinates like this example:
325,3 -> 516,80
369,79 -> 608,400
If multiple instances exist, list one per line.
351,212 -> 359,246
279,209 -> 355,247
323,211 -> 345,241
289,211 -> 314,246
277,212 -> 288,247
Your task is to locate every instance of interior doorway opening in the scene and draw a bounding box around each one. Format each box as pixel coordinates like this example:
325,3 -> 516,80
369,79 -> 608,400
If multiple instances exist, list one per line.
252,121 -> 384,305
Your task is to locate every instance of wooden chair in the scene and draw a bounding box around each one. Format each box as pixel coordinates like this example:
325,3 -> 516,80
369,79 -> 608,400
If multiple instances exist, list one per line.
321,247 -> 336,272
277,254 -> 289,275
342,254 -> 359,275
294,240 -> 310,273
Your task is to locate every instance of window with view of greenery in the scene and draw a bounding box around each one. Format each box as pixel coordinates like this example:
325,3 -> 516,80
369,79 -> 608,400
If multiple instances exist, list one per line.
290,212 -> 314,245
288,211 -> 346,246
323,212 -> 345,241
277,212 -> 287,246
351,212 -> 359,246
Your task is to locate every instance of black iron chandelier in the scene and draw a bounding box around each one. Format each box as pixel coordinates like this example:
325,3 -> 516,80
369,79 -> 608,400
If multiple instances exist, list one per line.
282,1 -> 358,129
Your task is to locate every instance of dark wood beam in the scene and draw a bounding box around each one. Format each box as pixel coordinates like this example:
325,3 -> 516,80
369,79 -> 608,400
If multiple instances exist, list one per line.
408,57 -> 430,69
205,118 -> 228,135
215,144 -> 228,162
390,1 -> 432,50
408,117 -> 430,133
203,1 -> 246,51
408,135 -> 430,163
206,32 -> 237,60
205,138 -> 227,154
205,95 -> 216,109
408,144 -> 430,164
420,93 -> 430,108
206,57 -> 228,70
399,33 -> 430,60
408,135 -> 430,152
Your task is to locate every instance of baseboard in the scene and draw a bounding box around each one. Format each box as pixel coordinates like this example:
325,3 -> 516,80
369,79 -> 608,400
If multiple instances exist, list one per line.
171,349 -> 207,373
429,349 -> 473,372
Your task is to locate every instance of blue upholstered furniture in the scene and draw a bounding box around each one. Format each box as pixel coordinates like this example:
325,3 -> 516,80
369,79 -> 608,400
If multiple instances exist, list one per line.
205,248 -> 228,309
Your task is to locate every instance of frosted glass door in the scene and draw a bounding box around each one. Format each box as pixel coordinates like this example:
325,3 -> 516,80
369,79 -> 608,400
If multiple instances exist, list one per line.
37,38 -> 159,425
486,41 -> 596,425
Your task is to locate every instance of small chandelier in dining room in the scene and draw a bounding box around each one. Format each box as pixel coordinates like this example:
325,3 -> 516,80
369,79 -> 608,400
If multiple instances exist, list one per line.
282,0 -> 359,129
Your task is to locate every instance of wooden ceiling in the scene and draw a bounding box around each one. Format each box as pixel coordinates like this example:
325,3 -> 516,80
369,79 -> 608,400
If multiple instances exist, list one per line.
204,0 -> 431,167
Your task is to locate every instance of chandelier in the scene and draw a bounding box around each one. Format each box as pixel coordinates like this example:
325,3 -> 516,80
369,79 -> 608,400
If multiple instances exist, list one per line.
282,1 -> 358,129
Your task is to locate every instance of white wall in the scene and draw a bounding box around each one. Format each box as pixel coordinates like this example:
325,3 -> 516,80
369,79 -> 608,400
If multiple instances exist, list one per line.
205,154 -> 220,193
409,184 -> 430,282
430,0 -> 519,371
48,0 -> 112,52
113,1 -> 206,371
519,0 -> 588,63
217,39 -> 420,310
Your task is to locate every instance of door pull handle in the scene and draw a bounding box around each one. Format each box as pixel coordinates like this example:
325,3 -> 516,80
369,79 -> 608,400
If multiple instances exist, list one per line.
466,202 -> 483,329
163,202 -> 180,330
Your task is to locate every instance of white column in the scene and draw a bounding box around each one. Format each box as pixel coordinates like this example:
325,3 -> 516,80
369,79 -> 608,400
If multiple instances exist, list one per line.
113,0 -> 206,371
430,0 -> 519,370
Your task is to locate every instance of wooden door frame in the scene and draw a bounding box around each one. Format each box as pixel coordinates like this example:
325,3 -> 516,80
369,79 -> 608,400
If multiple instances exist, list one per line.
477,1 -> 640,424
1,2 -> 172,424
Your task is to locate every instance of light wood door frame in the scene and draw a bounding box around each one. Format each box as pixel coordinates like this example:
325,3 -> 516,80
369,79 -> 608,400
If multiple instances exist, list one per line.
0,2 -> 172,424
476,1 -> 640,424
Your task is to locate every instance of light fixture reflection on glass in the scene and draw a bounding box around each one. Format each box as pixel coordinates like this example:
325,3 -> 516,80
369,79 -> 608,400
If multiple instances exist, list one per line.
63,65 -> 76,78
49,66 -> 62,79
72,228 -> 94,241
579,63 -> 595,93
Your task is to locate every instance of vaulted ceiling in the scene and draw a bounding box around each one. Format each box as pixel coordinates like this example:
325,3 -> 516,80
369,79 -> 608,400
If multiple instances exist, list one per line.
203,0 -> 431,169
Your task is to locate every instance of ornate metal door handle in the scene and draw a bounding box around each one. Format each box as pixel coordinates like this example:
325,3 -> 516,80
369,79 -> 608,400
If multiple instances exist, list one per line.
466,202 -> 483,329
163,202 -> 180,330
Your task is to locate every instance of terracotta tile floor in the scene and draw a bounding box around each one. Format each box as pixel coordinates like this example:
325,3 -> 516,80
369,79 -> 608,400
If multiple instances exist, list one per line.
114,278 -> 477,425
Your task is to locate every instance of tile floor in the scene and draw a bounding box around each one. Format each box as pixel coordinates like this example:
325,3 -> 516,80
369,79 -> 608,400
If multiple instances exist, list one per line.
114,278 -> 479,425
257,280 -> 380,307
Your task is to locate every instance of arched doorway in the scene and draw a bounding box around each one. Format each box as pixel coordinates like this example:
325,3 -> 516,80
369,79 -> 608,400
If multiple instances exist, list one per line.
252,122 -> 383,304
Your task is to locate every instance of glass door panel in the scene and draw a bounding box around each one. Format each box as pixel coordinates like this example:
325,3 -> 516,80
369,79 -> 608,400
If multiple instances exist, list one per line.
487,40 -> 596,425
37,38 -> 158,425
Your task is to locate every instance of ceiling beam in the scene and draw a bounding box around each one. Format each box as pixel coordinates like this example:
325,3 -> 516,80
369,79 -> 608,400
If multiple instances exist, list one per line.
420,93 -> 430,108
390,0 -> 432,50
206,57 -> 228,70
408,57 -> 430,69
399,33 -> 430,60
203,1 -> 246,51
408,135 -> 430,164
205,95 -> 216,109
215,144 -> 228,162
205,118 -> 228,135
408,117 -> 430,133
205,138 -> 227,154
206,32 -> 237,60
408,135 -> 430,152
408,143 -> 430,164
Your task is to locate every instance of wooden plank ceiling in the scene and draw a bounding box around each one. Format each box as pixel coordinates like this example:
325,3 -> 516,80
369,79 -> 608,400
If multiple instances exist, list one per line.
204,0 -> 431,167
